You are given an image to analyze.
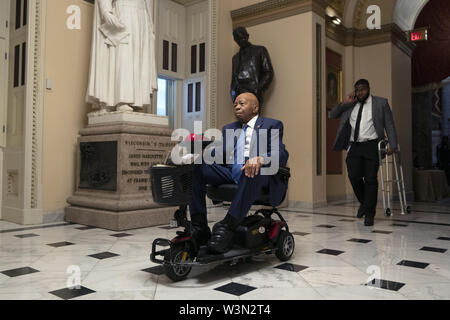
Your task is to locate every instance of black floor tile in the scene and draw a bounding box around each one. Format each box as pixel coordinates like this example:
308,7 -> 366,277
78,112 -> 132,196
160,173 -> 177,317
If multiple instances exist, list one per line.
49,287 -> 96,300
88,252 -> 120,260
15,233 -> 40,238
142,266 -> 165,275
110,233 -> 133,238
292,232 -> 310,237
275,263 -> 308,272
315,225 -> 336,229
76,226 -> 97,231
392,223 -> 408,227
420,246 -> 447,253
347,238 -> 372,244
316,249 -> 344,256
214,282 -> 257,297
397,260 -> 429,269
437,237 -> 450,241
47,242 -> 75,248
2,267 -> 40,277
372,230 -> 392,234
365,279 -> 405,291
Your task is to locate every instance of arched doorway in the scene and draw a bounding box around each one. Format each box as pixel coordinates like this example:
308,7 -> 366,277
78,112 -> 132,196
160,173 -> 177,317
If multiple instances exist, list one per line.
410,0 -> 450,201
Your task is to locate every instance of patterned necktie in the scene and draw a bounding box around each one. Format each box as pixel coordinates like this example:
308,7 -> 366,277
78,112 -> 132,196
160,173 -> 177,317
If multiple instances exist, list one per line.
232,125 -> 248,184
354,102 -> 365,142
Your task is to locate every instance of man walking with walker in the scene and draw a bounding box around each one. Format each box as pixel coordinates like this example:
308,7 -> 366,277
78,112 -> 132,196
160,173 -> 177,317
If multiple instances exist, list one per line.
329,79 -> 398,226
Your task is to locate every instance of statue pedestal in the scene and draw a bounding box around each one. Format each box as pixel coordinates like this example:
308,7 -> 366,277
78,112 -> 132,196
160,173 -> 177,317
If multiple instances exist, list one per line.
65,112 -> 177,231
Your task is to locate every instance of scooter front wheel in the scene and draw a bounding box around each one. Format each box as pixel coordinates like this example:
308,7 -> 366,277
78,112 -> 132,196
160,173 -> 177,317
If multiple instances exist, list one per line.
276,230 -> 295,261
164,244 -> 193,282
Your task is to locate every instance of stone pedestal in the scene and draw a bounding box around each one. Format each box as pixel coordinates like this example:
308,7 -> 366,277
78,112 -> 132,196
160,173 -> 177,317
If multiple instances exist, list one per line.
65,111 -> 178,231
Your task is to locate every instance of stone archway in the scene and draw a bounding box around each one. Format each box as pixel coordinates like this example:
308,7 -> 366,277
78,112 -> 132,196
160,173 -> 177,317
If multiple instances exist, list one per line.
341,0 -> 430,31
394,0 -> 429,31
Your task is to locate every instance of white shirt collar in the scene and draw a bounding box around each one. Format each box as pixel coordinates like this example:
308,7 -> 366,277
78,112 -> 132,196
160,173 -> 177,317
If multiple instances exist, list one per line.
359,95 -> 372,106
245,115 -> 259,129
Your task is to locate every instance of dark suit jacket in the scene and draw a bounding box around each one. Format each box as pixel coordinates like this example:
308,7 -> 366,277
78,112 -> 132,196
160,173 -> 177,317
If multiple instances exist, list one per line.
329,96 -> 398,151
218,117 -> 289,206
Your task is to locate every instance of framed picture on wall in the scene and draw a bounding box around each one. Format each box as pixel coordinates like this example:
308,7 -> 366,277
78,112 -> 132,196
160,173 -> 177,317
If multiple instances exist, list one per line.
326,66 -> 342,110
326,65 -> 343,175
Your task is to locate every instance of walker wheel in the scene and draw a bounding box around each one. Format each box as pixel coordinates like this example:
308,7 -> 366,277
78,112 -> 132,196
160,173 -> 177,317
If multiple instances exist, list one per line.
406,206 -> 412,214
385,208 -> 391,217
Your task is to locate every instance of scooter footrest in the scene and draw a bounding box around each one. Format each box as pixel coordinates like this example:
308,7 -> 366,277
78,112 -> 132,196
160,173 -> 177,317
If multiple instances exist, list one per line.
196,246 -> 252,263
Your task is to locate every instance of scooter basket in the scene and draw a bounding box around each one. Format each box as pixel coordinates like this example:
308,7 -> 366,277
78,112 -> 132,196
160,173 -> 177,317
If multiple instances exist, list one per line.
150,164 -> 194,206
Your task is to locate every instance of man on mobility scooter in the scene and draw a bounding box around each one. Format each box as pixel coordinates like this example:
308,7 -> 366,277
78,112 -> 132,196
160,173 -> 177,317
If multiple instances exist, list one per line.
190,92 -> 289,254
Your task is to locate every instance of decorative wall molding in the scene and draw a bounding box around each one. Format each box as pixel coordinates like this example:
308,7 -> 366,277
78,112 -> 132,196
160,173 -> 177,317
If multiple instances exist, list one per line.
326,17 -> 416,57
207,0 -> 218,129
329,0 -> 345,18
352,0 -> 368,29
26,0 -> 45,211
231,0 -> 331,28
30,0 -> 41,208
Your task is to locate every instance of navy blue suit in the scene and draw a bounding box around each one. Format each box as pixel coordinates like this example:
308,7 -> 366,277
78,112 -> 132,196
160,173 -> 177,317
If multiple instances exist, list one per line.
189,117 -> 289,224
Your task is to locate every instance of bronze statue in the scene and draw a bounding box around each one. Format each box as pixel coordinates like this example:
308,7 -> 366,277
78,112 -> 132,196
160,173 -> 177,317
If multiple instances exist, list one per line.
231,27 -> 274,108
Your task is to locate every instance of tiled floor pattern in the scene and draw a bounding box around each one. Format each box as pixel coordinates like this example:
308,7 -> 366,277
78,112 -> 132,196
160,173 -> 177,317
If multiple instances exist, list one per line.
0,201 -> 449,300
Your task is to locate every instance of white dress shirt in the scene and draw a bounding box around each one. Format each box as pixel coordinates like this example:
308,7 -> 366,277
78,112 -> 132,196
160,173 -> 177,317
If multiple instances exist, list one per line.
243,115 -> 258,158
349,95 -> 378,143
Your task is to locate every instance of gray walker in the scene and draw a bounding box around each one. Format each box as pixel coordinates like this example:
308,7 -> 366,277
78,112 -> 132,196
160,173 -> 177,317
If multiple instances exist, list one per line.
378,140 -> 411,217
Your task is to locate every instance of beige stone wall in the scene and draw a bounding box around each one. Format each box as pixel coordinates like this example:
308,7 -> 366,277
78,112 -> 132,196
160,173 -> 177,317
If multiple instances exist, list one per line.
391,44 -> 413,194
240,12 -> 319,206
42,0 -> 93,212
355,42 -> 392,99
215,0 -> 235,129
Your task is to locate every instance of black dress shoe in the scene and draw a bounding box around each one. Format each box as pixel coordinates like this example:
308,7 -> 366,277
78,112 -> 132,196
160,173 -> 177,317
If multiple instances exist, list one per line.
207,221 -> 234,254
364,215 -> 374,226
191,224 -> 211,247
357,206 -> 366,218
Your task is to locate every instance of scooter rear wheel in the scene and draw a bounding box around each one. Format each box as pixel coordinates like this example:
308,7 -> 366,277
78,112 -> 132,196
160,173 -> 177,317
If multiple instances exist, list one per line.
276,230 -> 295,261
164,244 -> 193,282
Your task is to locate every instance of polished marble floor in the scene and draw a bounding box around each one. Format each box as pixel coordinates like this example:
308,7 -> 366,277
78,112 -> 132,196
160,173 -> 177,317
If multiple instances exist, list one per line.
0,200 -> 449,300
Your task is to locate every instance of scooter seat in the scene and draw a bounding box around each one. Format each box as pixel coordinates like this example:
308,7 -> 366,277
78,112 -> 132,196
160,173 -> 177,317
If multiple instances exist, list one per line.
206,184 -> 271,205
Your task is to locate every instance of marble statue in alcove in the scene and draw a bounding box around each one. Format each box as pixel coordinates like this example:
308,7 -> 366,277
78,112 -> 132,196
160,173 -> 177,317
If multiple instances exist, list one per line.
87,0 -> 157,113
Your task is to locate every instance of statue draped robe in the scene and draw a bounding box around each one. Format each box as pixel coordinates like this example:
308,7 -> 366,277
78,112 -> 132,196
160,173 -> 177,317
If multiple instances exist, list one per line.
87,0 -> 158,109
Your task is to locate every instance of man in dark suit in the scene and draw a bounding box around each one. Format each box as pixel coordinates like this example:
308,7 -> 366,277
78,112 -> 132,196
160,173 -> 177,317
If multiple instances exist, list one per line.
189,92 -> 289,253
329,79 -> 398,226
